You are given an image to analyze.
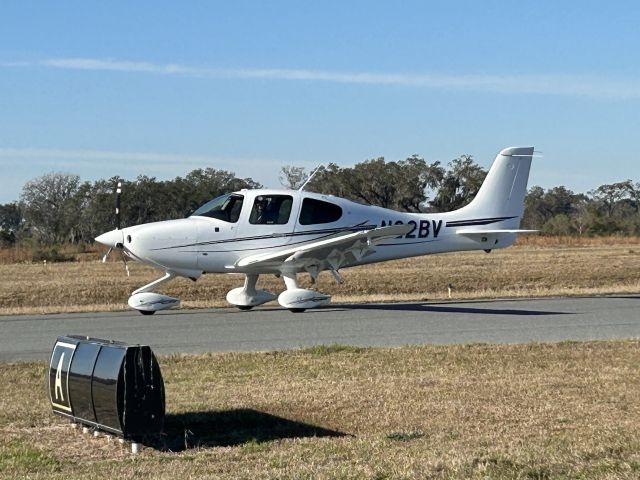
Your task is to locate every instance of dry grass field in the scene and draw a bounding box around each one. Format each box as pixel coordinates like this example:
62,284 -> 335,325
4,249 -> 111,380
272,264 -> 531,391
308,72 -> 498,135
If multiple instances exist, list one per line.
2,237 -> 639,478
1,236 -> 639,315
1,341 -> 639,479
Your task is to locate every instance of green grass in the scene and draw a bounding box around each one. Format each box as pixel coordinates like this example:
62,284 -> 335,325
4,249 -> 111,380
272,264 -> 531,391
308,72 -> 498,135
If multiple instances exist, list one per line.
1,341 -> 640,479
385,431 -> 425,442
0,440 -> 62,475
300,344 -> 369,355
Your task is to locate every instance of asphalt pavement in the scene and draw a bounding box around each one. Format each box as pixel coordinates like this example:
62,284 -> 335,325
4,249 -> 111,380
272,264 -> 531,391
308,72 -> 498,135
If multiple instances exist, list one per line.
1,295 -> 639,362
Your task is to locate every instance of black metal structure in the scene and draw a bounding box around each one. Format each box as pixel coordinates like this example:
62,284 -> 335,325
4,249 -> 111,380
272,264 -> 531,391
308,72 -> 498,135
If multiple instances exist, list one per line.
48,335 -> 165,440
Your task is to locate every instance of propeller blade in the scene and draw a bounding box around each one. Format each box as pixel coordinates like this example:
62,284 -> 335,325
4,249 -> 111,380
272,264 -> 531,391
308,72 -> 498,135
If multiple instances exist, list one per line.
121,250 -> 130,277
98,181 -> 123,265
101,247 -> 113,263
115,181 -> 122,230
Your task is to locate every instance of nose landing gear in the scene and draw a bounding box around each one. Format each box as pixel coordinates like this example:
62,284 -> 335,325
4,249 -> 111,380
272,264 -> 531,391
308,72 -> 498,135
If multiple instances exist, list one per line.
128,272 -> 180,315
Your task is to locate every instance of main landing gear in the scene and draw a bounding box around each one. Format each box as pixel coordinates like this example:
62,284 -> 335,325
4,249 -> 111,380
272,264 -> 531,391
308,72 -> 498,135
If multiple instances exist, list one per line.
227,272 -> 331,312
226,274 -> 277,309
277,272 -> 330,312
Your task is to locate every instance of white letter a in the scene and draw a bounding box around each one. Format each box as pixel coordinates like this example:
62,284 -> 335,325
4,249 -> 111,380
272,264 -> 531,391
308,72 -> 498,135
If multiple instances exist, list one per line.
55,353 -> 65,401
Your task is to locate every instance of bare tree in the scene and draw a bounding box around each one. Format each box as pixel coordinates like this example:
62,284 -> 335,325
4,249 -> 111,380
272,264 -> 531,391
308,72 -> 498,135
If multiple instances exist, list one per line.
21,173 -> 81,244
279,166 -> 309,190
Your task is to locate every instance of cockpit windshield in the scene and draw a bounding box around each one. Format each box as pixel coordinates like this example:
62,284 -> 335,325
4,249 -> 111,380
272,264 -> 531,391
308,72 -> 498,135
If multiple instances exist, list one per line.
190,193 -> 244,223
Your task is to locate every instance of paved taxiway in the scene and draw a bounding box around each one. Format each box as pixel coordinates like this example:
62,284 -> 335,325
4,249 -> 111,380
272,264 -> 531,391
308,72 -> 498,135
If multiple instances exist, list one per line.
1,295 -> 639,362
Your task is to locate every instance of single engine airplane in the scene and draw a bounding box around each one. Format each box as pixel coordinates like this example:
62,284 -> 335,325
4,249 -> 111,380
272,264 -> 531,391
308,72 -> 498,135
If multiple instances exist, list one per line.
96,146 -> 535,313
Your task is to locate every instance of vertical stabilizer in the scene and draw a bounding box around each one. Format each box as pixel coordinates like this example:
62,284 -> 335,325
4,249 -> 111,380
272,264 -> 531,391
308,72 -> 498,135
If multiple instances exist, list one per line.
452,146 -> 534,229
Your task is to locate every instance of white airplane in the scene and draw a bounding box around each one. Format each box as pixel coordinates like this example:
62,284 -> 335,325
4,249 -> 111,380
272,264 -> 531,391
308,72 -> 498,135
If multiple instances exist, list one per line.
96,146 -> 535,314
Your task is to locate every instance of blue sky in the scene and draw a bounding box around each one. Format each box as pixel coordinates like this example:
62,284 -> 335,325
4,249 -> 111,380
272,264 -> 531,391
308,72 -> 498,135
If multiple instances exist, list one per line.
1,1 -> 639,203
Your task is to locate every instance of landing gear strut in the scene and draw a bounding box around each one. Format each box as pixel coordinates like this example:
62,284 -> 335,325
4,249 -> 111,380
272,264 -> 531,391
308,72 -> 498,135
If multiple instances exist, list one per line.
226,274 -> 277,309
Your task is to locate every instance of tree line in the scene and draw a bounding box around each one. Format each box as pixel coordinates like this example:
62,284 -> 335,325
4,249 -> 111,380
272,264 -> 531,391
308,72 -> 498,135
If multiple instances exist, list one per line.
0,169 -> 260,246
1,155 -> 639,248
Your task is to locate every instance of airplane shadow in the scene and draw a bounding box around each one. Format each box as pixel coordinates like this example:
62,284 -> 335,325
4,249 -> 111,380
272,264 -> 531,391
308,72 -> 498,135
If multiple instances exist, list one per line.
602,295 -> 640,300
332,302 -> 571,316
145,408 -> 347,451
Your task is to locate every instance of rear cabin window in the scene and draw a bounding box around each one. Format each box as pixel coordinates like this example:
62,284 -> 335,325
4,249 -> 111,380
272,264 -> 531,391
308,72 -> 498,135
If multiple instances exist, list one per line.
299,198 -> 343,225
249,195 -> 293,225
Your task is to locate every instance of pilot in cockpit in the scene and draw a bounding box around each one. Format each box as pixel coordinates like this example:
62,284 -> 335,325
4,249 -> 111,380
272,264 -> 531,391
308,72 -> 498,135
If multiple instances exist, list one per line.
252,197 -> 272,224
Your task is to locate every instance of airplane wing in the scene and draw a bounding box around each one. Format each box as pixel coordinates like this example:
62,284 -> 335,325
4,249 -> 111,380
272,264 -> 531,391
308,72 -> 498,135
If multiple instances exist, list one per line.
234,223 -> 412,272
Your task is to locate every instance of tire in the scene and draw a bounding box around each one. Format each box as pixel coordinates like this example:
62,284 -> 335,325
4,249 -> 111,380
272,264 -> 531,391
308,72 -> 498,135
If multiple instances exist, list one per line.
139,310 -> 156,315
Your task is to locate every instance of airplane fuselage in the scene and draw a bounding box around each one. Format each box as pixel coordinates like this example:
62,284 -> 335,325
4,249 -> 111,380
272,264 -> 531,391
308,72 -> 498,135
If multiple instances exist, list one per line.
115,188 -> 516,277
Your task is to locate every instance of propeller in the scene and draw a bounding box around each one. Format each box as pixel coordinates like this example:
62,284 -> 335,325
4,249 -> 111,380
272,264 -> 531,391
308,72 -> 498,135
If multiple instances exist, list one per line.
121,249 -> 130,277
101,247 -> 113,263
115,181 -> 121,230
99,181 -> 130,276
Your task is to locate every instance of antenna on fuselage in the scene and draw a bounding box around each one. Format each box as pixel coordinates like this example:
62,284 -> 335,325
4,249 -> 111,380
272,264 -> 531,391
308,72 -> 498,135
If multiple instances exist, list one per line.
298,165 -> 323,192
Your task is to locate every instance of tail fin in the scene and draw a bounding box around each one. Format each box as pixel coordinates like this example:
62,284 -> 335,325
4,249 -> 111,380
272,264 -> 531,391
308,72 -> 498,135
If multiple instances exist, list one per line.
452,146 -> 534,229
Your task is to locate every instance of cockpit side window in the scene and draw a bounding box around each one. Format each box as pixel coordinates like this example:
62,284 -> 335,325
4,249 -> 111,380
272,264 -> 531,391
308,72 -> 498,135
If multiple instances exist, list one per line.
249,195 -> 293,225
299,198 -> 343,225
190,194 -> 244,223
